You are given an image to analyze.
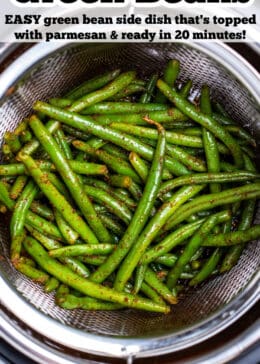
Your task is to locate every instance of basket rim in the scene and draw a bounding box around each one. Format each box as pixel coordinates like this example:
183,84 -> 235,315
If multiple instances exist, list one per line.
0,42 -> 259,358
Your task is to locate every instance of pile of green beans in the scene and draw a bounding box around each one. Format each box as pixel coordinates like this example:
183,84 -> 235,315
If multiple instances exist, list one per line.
0,60 -> 259,314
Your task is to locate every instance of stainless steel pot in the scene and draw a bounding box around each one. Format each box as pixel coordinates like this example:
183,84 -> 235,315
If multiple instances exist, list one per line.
0,42 -> 259,363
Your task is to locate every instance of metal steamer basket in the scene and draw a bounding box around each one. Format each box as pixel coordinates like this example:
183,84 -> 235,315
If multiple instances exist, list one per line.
0,43 -> 259,363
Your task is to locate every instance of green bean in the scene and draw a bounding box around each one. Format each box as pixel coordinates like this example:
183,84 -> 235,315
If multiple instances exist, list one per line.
184,213 -> 205,224
56,290 -> 123,310
34,102 -> 190,176
102,143 -> 129,161
10,230 -> 26,263
110,123 -> 203,148
44,277 -> 60,293
49,244 -> 115,258
163,183 -> 260,232
191,260 -> 202,270
157,79 -> 243,168
0,160 -> 107,177
19,130 -> 32,145
56,160 -> 109,176
137,136 -> 204,174
113,187 -> 131,198
2,144 -> 13,159
0,180 -> 75,242
139,282 -> 165,305
114,185 -> 204,291
9,175 -> 28,200
46,172 -> 72,202
83,177 -> 136,210
50,98 -> 72,108
54,128 -> 72,159
112,191 -> 137,210
77,255 -> 107,266
62,125 -> 90,141
35,110 -> 47,121
180,79 -> 193,98
30,201 -> 54,221
202,224 -> 260,246
213,102 -> 229,117
93,108 -> 188,125
84,137 -> 108,150
90,120 -> 166,284
18,256 -> 36,267
141,218 -> 205,264
158,171 -> 260,197
26,225 -> 91,278
150,262 -> 163,274
129,152 -> 172,181
61,257 -> 91,278
232,201 -> 241,215
72,141 -> 141,183
155,60 -> 180,103
175,127 -> 202,136
23,236 -> 169,313
0,164 -> 26,176
109,175 -> 132,189
166,210 -> 231,289
132,80 -> 146,87
82,102 -> 168,114
129,152 -> 148,182
222,207 -> 233,235
110,83 -> 145,101
1,179 -> 13,191
220,161 -> 237,172
75,151 -> 86,162
84,185 -> 132,224
27,212 -> 63,240
97,213 -> 125,237
66,69 -> 121,100
243,153 -> 257,172
175,146 -> 205,157
71,161 -> 109,176
139,74 -> 158,103
128,181 -> 143,201
166,144 -> 206,172
144,267 -> 177,304
179,272 -> 198,280
18,153 -> 98,244
69,71 -> 136,113
200,85 -> 212,115
221,244 -> 242,271
212,112 -> 237,126
13,119 -> 28,136
224,125 -> 256,147
55,284 -> 69,296
201,85 -> 221,194
241,145 -> 255,159
54,209 -> 79,245
10,180 -> 38,260
155,254 -> 179,268
28,115 -> 112,244
133,264 -> 147,294
190,249 -> 222,286
19,119 -> 60,156
4,132 -> 22,153
14,259 -> 49,284
190,247 -> 205,262
220,199 -> 256,273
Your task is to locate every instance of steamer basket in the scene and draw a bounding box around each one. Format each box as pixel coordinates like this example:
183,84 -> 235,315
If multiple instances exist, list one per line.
0,42 -> 259,362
